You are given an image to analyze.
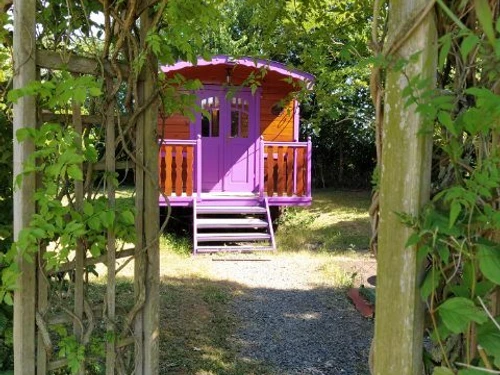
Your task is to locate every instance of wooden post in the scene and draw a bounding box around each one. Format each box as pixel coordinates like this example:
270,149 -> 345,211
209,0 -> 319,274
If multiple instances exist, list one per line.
134,92 -> 145,375
72,99 -> 85,375
105,77 -> 116,375
139,10 -> 160,375
373,1 -> 436,375
13,0 -> 37,374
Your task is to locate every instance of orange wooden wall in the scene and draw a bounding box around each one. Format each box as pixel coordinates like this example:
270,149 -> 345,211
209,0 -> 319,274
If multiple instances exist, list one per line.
160,95 -> 295,141
158,113 -> 190,139
260,94 -> 294,142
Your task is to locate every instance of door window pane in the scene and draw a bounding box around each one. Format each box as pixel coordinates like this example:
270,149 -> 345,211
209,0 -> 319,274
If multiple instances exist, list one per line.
201,96 -> 220,137
211,110 -> 219,136
230,97 -> 249,138
201,115 -> 210,137
241,112 -> 249,138
231,111 -> 239,137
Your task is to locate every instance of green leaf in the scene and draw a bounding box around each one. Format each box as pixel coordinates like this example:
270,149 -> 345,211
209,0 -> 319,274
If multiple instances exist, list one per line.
67,165 -> 83,181
432,367 -> 454,375
449,200 -> 461,228
83,201 -> 94,216
405,232 -> 420,247
438,297 -> 488,333
121,210 -> 135,225
88,86 -> 102,97
474,0 -> 496,46
437,111 -> 457,136
439,34 -> 452,68
477,244 -> 500,285
16,128 -> 36,142
89,243 -> 101,258
3,292 -> 13,306
458,369 -> 491,375
460,33 -> 480,60
88,216 -> 101,231
421,268 -> 441,300
477,318 -> 500,368
99,210 -> 115,229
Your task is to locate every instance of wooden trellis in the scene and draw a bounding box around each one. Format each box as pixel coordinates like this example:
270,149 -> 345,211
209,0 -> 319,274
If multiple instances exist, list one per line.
13,0 -> 160,373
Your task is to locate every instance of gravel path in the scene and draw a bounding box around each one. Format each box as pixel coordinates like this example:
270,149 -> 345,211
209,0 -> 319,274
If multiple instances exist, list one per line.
209,255 -> 374,375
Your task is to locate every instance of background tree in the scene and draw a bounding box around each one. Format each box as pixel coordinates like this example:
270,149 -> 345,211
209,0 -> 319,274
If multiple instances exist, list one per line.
208,0 -> 377,189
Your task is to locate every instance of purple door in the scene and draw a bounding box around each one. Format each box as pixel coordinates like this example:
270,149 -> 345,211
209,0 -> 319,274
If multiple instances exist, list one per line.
223,92 -> 255,192
196,88 -> 256,193
199,91 -> 223,192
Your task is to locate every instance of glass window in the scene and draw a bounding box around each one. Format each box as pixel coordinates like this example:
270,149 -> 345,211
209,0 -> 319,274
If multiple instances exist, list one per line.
211,109 -> 219,137
231,111 -> 239,137
200,96 -> 220,137
201,115 -> 210,137
230,97 -> 249,138
241,112 -> 249,138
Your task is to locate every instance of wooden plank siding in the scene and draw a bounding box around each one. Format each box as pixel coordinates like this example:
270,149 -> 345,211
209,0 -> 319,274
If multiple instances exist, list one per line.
260,96 -> 294,142
158,114 -> 190,139
159,97 -> 295,142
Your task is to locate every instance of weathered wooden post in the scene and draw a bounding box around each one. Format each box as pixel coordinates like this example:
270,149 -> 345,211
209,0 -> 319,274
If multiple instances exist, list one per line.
373,1 -> 436,374
13,0 -> 37,373
136,9 -> 160,375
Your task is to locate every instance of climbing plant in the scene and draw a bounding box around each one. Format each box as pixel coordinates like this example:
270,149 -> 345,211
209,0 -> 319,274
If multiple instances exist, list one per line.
5,0 -> 223,373
390,1 -> 500,374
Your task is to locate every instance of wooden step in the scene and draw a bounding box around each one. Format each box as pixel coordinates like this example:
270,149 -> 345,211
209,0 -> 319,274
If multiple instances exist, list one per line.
196,232 -> 271,242
197,218 -> 268,229
196,245 -> 275,253
196,206 -> 267,215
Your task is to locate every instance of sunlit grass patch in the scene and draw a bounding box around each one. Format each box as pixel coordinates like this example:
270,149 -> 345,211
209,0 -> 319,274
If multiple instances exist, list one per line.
276,189 -> 371,254
317,261 -> 355,289
160,232 -> 192,256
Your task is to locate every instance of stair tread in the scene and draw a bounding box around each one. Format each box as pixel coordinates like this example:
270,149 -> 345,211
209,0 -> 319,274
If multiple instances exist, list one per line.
196,245 -> 275,252
197,218 -> 268,228
197,206 -> 267,214
196,233 -> 271,241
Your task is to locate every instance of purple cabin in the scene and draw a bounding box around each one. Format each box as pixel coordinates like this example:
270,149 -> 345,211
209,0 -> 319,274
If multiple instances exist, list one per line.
158,56 -> 314,253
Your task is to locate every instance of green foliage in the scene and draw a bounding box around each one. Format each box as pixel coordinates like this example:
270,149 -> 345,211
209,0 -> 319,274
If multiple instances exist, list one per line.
400,1 -> 500,373
209,0 -> 376,189
4,70 -> 136,372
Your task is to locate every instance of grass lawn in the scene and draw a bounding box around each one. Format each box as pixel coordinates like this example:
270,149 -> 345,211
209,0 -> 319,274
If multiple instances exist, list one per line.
275,189 -> 372,254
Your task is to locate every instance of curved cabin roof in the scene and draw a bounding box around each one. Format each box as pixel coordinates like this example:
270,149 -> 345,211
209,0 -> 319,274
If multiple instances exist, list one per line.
160,55 -> 314,94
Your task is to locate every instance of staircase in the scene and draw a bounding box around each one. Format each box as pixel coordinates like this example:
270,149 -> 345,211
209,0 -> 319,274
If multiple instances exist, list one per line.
193,197 -> 276,254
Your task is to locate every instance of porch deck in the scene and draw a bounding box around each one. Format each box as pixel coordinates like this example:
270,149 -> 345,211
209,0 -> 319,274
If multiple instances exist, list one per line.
158,137 -> 312,207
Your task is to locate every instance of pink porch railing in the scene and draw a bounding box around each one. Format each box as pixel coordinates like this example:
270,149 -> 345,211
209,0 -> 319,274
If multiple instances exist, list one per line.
158,136 -> 201,197
159,136 -> 311,200
259,137 -> 312,198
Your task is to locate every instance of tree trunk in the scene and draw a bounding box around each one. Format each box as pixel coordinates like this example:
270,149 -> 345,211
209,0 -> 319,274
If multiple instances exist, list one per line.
373,1 -> 436,374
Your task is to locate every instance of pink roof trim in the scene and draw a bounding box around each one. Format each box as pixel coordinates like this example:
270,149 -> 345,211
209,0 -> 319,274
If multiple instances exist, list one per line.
160,55 -> 315,86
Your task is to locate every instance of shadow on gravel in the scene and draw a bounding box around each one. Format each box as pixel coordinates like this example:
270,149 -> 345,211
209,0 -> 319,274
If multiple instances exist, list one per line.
159,276 -> 373,375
